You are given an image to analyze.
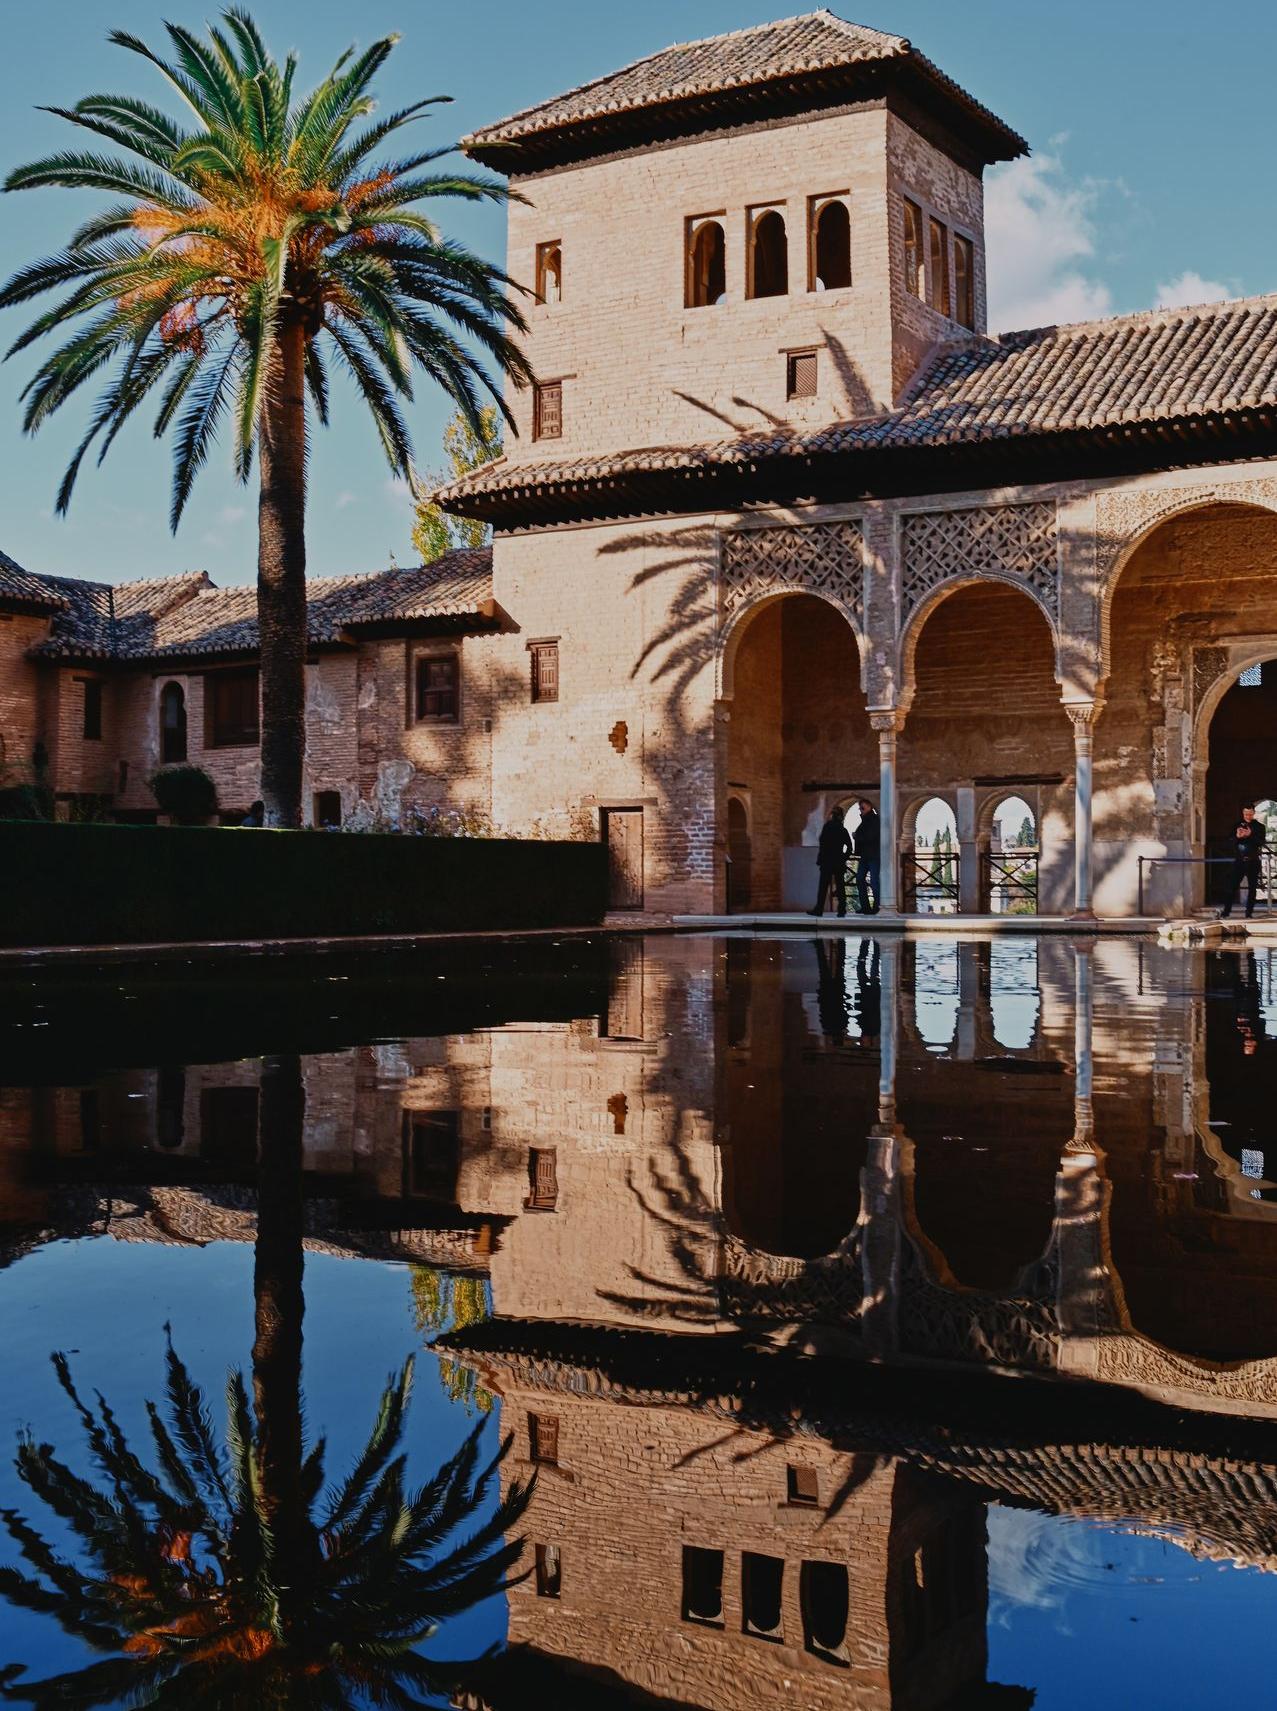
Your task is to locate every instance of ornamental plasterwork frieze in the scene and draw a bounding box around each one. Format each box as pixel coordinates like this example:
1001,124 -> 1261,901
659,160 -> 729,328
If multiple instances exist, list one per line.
900,501 -> 1059,623
720,520 -> 865,626
1095,476 -> 1277,591
1191,644 -> 1231,716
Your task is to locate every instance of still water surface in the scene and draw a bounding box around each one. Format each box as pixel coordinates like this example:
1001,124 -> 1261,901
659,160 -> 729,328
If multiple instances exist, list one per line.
2,932 -> 1277,1707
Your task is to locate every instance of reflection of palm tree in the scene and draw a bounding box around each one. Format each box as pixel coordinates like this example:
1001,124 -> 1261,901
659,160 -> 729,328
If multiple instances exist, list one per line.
413,1267 -> 495,1414
0,1055 -> 533,1705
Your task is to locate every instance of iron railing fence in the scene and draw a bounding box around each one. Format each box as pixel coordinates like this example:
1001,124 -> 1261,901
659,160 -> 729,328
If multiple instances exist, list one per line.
902,850 -> 960,914
983,848 -> 1039,915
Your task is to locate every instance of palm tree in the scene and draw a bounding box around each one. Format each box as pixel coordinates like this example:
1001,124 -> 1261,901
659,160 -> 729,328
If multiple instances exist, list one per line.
0,10 -> 531,825
0,1054 -> 534,1706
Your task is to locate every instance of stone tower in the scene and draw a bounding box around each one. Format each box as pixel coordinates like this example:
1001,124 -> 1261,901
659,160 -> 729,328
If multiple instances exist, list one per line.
463,11 -> 1025,462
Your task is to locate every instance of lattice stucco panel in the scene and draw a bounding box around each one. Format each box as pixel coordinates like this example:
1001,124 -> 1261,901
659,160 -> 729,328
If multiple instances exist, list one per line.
720,520 -> 864,625
901,501 -> 1059,622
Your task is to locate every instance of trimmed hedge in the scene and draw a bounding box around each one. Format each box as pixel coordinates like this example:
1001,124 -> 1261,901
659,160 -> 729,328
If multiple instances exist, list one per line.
0,820 -> 608,948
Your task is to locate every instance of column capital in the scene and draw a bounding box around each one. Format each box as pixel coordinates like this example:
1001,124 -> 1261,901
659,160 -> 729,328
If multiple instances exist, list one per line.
869,708 -> 906,735
1063,699 -> 1104,729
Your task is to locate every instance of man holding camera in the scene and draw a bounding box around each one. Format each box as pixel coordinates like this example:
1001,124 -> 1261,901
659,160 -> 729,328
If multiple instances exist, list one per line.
1222,804 -> 1267,920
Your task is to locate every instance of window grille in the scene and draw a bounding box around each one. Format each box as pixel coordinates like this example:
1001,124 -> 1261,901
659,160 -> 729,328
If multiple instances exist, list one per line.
787,351 -> 818,399
529,1413 -> 559,1464
526,1146 -> 559,1210
531,640 -> 559,703
415,654 -> 459,721
533,380 -> 562,439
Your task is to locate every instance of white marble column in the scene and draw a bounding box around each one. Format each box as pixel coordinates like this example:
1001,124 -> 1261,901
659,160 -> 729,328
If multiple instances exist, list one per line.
871,711 -> 904,914
1066,702 -> 1100,920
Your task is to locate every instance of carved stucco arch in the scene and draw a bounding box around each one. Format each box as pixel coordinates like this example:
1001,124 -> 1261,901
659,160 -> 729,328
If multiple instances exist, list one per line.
1096,491 -> 1277,693
1190,635 -> 1277,772
718,585 -> 867,700
895,573 -> 1064,716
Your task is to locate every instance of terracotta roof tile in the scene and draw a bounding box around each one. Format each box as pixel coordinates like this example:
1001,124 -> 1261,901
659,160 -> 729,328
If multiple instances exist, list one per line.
464,10 -> 1026,165
28,549 -> 494,662
0,549 -> 69,611
438,295 -> 1277,515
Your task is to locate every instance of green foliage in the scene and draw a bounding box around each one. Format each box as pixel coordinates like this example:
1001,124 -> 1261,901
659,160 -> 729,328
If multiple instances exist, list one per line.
0,783 -> 54,822
147,762 -> 218,822
411,1268 -> 494,1414
411,405 -> 502,563
0,1341 -> 534,1704
1016,815 -> 1035,848
0,818 -> 608,947
0,12 -> 531,528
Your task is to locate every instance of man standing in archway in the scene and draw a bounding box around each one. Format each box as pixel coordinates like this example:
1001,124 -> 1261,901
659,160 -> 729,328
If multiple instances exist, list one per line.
1222,804 -> 1268,920
809,805 -> 851,917
853,798 -> 881,915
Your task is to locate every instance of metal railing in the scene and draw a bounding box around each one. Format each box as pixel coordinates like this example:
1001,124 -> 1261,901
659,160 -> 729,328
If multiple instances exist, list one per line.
902,850 -> 960,914
983,848 -> 1039,915
1136,851 -> 1277,917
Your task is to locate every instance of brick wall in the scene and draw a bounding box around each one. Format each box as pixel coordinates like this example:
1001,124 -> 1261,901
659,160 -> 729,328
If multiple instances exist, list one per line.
0,613 -> 48,784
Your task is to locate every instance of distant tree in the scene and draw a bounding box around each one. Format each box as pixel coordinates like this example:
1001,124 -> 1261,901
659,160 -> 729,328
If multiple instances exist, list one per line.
412,405 -> 502,562
1016,815 -> 1035,848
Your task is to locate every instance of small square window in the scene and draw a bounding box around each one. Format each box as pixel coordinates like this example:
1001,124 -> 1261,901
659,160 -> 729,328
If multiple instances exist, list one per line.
535,1543 -> 562,1599
205,668 -> 259,748
529,1413 -> 559,1465
786,351 -> 818,400
535,240 -> 562,305
82,679 -> 103,741
415,654 -> 459,722
530,640 -> 559,703
787,1464 -> 819,1505
533,380 -> 562,440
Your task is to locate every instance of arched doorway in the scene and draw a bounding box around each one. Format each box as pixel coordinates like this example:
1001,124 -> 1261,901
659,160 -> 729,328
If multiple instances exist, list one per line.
1103,501 -> 1277,916
724,593 -> 871,910
726,795 -> 752,911
1205,660 -> 1277,912
898,583 -> 1069,914
159,681 -> 187,764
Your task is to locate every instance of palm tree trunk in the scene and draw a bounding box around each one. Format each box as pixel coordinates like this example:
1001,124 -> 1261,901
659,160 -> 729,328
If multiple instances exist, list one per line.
252,1052 -> 316,1613
257,319 -> 307,828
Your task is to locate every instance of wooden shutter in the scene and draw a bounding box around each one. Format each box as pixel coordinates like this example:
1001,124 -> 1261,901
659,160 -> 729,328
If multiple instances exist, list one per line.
527,1146 -> 558,1210
787,351 -> 817,399
533,381 -> 562,440
531,642 -> 559,702
530,1412 -> 559,1464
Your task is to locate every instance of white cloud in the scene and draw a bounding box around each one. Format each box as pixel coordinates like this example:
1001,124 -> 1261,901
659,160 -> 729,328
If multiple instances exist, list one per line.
335,490 -> 358,510
1153,269 -> 1233,310
383,476 -> 414,510
218,504 -> 247,526
985,151 -> 1114,333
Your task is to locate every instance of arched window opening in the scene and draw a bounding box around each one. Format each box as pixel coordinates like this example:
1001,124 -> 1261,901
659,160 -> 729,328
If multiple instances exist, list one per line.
908,796 -> 959,916
535,239 -> 562,304
986,793 -> 1037,917
727,795 -> 752,911
810,197 -> 851,291
801,1561 -> 850,1664
912,938 -> 959,1053
159,681 -> 187,764
748,207 -> 788,299
686,217 -> 726,307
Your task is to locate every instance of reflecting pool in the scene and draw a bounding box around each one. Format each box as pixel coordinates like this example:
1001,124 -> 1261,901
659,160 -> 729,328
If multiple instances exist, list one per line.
2,932 -> 1277,1707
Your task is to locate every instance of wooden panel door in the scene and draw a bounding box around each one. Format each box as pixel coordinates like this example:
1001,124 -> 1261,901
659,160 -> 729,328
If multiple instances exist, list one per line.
603,807 -> 644,911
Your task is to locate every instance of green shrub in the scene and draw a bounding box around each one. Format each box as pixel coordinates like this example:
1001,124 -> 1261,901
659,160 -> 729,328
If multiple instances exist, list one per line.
0,782 -> 54,821
149,764 -> 219,823
0,820 -> 608,947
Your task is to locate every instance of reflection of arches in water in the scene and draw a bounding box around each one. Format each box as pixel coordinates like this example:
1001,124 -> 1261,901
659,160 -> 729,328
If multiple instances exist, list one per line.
988,940 -> 1040,1052
912,939 -> 959,1050
721,940 -> 874,1257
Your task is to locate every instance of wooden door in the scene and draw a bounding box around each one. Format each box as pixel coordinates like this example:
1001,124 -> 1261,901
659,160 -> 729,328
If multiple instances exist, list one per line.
603,807 -> 644,911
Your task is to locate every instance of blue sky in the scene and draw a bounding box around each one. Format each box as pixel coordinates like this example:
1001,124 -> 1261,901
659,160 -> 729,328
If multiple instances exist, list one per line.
1,0 -> 1274,587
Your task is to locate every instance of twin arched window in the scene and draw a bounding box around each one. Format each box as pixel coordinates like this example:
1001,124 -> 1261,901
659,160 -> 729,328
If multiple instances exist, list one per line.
687,197 -> 853,307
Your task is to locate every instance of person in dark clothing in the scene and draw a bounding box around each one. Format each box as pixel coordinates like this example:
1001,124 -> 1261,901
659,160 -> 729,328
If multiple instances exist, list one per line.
808,805 -> 851,917
814,935 -> 850,1043
1222,804 -> 1267,919
854,938 -> 881,1045
852,798 -> 881,914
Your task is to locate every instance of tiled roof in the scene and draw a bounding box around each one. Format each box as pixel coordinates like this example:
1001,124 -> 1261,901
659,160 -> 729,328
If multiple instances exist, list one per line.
0,548 -> 69,611
463,10 -> 1026,166
438,295 -> 1277,518
28,550 -> 494,662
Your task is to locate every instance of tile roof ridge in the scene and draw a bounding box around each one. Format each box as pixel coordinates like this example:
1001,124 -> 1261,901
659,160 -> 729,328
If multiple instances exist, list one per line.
994,290 -> 1277,346
463,10 -> 908,145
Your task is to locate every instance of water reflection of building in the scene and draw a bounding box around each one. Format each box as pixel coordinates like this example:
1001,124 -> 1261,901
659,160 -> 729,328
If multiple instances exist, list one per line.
6,936 -> 1277,1411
